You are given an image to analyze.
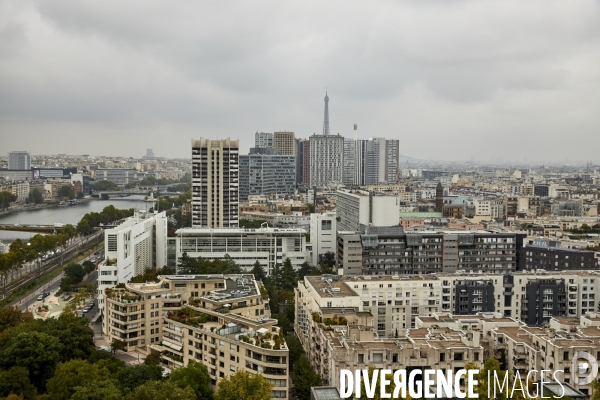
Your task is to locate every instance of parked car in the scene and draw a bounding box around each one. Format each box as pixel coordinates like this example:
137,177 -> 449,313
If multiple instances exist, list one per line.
37,295 -> 44,301
82,308 -> 89,313
98,345 -> 111,352
78,313 -> 84,317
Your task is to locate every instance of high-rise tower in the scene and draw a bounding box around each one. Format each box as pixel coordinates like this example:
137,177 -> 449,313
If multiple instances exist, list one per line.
323,92 -> 330,135
191,138 -> 239,228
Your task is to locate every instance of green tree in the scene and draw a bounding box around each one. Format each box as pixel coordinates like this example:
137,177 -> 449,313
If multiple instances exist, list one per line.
26,188 -> 44,205
71,380 -> 122,400
469,358 -> 508,400
0,307 -> 33,334
0,366 -> 37,400
215,370 -> 274,400
251,260 -> 267,282
291,354 -> 322,400
114,364 -> 163,392
168,360 -> 213,400
58,185 -> 75,200
0,331 -> 62,391
0,252 -> 16,297
0,191 -> 17,208
297,262 -> 315,281
46,359 -> 109,400
273,313 -> 292,334
284,334 -> 305,369
306,203 -> 315,213
127,380 -> 195,400
143,352 -> 162,366
280,258 -> 297,291
110,339 -> 127,355
39,313 -> 95,361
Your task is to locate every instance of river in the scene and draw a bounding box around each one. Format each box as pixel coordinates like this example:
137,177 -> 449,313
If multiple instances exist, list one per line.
0,195 -> 152,244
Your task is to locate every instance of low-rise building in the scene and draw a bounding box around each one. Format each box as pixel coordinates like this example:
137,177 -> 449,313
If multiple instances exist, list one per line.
103,274 -> 289,399
174,226 -> 309,276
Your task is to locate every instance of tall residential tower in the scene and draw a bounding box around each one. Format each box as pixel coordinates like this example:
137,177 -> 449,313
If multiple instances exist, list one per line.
191,138 -> 239,228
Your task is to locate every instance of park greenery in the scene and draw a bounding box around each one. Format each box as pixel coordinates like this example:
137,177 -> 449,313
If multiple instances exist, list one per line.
58,186 -> 76,201
0,307 -> 233,399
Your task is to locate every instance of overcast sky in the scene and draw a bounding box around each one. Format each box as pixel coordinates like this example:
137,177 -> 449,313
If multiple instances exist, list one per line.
1,0 -> 600,162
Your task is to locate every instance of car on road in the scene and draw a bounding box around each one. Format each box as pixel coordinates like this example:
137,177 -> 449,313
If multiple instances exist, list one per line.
37,294 -> 44,301
78,313 -> 84,317
98,345 -> 111,352
82,308 -> 89,313
43,292 -> 50,298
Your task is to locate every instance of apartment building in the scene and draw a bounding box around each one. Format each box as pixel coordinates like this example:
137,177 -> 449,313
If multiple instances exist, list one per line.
174,226 -> 309,276
337,230 -> 524,276
97,210 -> 168,309
273,132 -> 296,156
191,138 -> 239,228
490,314 -> 600,396
308,134 -> 344,188
255,132 -> 274,148
295,276 -> 485,387
103,275 -> 290,399
520,239 -> 598,271
336,189 -> 399,232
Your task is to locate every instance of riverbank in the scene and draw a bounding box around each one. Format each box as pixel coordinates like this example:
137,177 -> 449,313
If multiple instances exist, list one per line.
0,198 -> 94,217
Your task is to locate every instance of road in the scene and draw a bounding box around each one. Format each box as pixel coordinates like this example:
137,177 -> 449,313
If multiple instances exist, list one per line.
14,245 -> 104,313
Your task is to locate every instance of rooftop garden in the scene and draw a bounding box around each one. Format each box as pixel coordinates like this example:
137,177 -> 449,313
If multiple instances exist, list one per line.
167,307 -> 215,327
312,312 -> 347,326
104,288 -> 142,302
240,331 -> 286,350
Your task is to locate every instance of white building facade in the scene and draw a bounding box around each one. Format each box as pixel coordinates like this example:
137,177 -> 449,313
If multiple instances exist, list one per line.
97,210 -> 168,309
309,212 -> 337,266
175,226 -> 309,275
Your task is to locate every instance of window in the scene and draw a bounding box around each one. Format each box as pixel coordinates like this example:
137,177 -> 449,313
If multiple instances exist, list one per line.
321,220 -> 332,230
358,354 -> 364,363
373,353 -> 383,363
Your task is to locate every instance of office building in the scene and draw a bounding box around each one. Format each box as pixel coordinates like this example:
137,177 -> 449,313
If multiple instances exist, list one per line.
336,189 -> 399,232
95,168 -> 138,186
273,132 -> 296,156
8,151 -> 30,170
191,138 -> 239,228
103,275 -> 289,398
308,134 -> 344,187
145,149 -> 155,158
239,149 -> 296,201
174,226 -> 309,275
255,132 -> 274,148
97,210 -> 168,309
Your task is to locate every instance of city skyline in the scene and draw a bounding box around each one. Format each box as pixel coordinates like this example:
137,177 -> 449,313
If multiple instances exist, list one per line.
1,1 -> 600,161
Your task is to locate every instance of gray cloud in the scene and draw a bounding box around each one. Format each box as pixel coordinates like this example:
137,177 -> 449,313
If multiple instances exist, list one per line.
1,0 -> 600,162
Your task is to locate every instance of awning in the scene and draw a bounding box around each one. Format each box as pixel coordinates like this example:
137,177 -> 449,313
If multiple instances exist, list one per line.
162,340 -> 182,351
257,328 -> 269,335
